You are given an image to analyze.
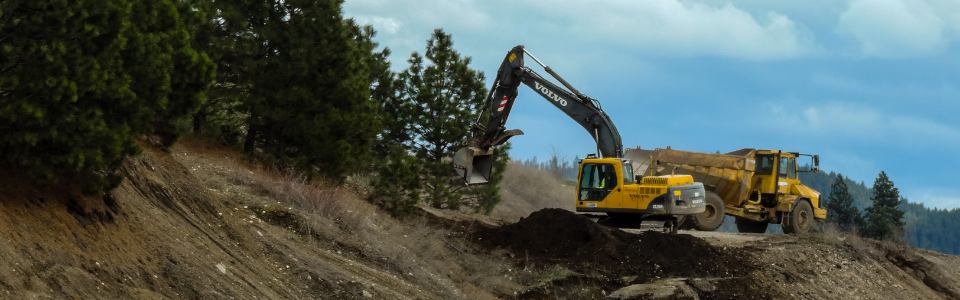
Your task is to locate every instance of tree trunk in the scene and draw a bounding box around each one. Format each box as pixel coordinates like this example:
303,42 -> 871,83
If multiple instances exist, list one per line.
192,111 -> 206,136
244,110 -> 257,153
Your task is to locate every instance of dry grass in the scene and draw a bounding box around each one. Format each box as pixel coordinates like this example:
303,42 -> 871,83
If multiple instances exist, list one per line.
814,221 -> 881,260
177,141 -> 519,299
492,160 -> 575,222
817,221 -> 847,246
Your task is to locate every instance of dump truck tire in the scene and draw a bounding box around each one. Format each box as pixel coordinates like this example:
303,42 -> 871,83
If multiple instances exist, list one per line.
689,193 -> 724,231
783,200 -> 814,234
735,218 -> 768,233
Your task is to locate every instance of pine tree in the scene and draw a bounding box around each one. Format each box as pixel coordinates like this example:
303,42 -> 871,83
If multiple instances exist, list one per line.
371,146 -> 421,218
190,0 -> 258,144
238,0 -> 381,180
0,0 -> 213,192
401,29 -> 487,209
861,171 -> 906,241
121,0 -> 215,149
368,31 -> 408,160
824,173 -> 861,231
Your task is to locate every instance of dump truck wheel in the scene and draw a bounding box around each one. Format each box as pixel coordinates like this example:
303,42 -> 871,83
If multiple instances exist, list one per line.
783,200 -> 814,234
735,218 -> 768,233
689,193 -> 724,231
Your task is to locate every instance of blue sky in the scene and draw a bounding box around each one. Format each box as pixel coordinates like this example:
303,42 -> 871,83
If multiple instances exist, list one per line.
344,0 -> 960,209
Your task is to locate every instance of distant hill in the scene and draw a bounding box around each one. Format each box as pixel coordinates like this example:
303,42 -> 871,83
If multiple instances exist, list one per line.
800,171 -> 960,255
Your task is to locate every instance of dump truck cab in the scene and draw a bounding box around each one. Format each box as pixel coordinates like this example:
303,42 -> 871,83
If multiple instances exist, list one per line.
745,150 -> 827,225
576,157 -> 706,225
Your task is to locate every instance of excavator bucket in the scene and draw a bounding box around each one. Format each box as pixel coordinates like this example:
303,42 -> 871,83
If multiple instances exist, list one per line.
454,147 -> 495,185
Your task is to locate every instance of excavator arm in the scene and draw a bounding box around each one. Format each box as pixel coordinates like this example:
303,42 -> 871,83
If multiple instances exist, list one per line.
454,45 -> 623,185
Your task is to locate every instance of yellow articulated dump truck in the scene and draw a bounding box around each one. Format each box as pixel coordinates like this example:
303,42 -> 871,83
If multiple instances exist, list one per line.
625,147 -> 827,234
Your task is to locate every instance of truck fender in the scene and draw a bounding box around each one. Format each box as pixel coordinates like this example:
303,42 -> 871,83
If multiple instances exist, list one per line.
788,197 -> 812,213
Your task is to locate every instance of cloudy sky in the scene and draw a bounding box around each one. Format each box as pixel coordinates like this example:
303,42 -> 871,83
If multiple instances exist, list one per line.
344,0 -> 960,209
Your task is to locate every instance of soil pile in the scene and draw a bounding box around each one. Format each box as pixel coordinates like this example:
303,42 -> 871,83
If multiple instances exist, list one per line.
477,208 -> 753,280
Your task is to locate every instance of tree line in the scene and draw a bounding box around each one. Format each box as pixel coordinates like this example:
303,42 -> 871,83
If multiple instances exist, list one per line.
804,171 -> 960,254
0,0 -> 505,217
519,150 -> 580,182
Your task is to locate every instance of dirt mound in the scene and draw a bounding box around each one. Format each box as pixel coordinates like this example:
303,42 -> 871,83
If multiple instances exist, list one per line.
476,208 -> 753,281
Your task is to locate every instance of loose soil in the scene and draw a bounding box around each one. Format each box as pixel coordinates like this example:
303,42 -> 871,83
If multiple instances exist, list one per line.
476,208 -> 753,281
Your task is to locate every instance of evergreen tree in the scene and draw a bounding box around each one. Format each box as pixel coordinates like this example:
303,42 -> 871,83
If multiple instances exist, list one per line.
861,171 -> 906,241
371,146 -> 421,218
401,29 -> 487,209
122,0 -> 215,149
373,71 -> 412,160
824,173 -> 861,231
190,0 -> 260,144
0,0 -> 213,192
238,0 -> 381,180
367,31 -> 408,160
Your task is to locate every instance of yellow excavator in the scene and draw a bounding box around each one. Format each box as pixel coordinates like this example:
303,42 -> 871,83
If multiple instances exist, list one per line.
454,45 -> 707,232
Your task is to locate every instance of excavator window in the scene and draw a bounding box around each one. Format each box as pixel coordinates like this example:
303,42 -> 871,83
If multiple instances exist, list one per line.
622,164 -> 634,184
580,164 -> 617,189
579,163 -> 616,201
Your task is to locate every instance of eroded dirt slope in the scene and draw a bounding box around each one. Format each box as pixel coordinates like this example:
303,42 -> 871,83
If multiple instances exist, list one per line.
0,141 -> 509,299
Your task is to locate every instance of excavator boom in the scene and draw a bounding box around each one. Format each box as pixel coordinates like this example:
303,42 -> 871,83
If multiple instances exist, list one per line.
455,45 -> 622,185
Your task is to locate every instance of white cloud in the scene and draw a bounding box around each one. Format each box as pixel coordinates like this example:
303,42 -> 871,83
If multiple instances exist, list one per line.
835,0 -> 960,58
764,102 -> 960,150
351,16 -> 402,35
344,0 -> 819,61
909,188 -> 960,210
522,0 -> 818,60
345,0 -> 492,32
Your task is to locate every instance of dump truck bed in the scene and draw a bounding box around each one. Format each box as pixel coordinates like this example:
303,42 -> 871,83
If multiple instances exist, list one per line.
625,147 -> 757,208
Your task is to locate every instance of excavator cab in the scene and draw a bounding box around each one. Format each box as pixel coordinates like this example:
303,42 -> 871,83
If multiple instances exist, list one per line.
578,162 -> 618,201
576,158 -> 706,218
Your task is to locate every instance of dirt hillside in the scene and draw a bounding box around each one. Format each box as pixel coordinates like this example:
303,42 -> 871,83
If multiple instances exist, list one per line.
1,140 -> 959,299
0,140 -> 520,299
